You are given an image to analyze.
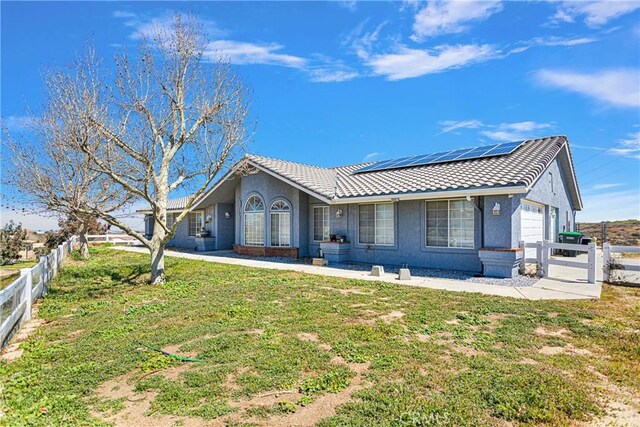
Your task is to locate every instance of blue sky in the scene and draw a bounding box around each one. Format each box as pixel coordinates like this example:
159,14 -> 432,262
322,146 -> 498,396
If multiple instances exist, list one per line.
1,0 -> 639,230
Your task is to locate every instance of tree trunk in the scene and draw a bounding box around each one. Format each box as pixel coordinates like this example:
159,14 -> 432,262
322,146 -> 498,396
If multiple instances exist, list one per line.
150,243 -> 165,285
78,221 -> 90,259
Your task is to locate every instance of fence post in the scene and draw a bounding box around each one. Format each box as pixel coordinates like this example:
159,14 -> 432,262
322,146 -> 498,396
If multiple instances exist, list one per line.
52,249 -> 58,277
602,242 -> 610,283
536,241 -> 544,277
587,242 -> 596,284
58,244 -> 64,268
518,241 -> 525,274
542,240 -> 550,278
20,268 -> 33,321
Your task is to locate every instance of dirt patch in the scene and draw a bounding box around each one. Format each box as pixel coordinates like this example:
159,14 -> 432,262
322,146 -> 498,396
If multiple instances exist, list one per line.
535,327 -> 571,338
224,366 -> 250,391
94,372 -> 216,427
580,367 -> 640,427
267,361 -> 371,427
245,328 -> 264,335
538,344 -> 592,356
415,333 -> 430,343
379,311 -> 404,324
1,309 -> 44,362
319,286 -> 375,296
518,358 -> 539,365
67,329 -> 84,339
297,332 -> 320,342
450,345 -> 484,357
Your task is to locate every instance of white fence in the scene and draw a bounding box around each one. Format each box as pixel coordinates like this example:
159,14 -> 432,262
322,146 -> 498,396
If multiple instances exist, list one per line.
86,234 -> 137,245
0,236 -> 78,348
520,240 -> 597,284
603,243 -> 640,283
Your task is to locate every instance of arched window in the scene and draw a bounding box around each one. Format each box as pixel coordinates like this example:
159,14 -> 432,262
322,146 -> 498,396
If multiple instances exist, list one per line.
270,200 -> 291,247
244,196 -> 265,246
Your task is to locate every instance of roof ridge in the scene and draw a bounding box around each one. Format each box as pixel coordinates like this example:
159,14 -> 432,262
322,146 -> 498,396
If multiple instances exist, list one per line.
246,153 -> 332,171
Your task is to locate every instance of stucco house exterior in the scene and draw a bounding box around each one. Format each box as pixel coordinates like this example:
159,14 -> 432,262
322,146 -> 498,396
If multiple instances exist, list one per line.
143,135 -> 582,278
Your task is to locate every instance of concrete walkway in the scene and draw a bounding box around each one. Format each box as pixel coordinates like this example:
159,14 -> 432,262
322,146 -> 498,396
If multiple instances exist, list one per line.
113,247 -> 602,300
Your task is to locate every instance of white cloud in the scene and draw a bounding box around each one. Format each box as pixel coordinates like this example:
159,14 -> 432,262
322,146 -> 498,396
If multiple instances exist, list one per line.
480,121 -> 555,141
531,36 -> 598,47
411,0 -> 502,40
205,40 -> 307,68
337,0 -> 357,12
366,44 -> 497,80
308,68 -> 359,83
592,183 -> 624,190
1,115 -> 34,131
577,190 -> 640,222
438,120 -> 555,141
609,131 -> 640,159
113,10 -> 137,19
439,119 -> 484,134
120,12 -> 226,41
551,1 -> 640,27
535,69 -> 640,108
363,152 -> 383,162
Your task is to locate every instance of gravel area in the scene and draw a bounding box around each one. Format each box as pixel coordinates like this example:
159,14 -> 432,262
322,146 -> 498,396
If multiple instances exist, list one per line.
200,251 -> 538,287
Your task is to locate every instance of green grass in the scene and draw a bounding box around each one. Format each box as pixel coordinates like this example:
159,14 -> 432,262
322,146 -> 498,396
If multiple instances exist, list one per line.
0,260 -> 38,289
1,246 -> 638,426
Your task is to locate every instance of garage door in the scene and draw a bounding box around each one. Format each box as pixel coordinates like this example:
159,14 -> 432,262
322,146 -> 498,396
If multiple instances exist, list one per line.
521,200 -> 544,259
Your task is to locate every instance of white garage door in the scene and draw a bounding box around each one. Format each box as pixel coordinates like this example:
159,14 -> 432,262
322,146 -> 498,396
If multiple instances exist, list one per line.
521,201 -> 544,259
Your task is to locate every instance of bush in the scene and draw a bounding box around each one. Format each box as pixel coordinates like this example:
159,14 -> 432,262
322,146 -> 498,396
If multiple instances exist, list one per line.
0,220 -> 26,265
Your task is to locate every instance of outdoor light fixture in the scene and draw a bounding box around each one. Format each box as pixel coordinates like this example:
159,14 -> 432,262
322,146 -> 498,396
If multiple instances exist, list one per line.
225,212 -> 231,219
465,194 -> 471,201
336,209 -> 343,218
206,214 -> 212,223
492,202 -> 501,216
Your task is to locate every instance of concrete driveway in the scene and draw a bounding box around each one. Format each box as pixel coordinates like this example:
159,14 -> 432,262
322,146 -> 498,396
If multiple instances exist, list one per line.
113,246 -> 603,301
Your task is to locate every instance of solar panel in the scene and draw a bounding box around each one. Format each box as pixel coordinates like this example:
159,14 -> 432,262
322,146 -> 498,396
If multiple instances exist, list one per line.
355,140 -> 525,174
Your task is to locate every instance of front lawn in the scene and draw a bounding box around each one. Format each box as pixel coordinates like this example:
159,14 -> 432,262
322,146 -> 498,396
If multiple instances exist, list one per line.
1,247 -> 638,426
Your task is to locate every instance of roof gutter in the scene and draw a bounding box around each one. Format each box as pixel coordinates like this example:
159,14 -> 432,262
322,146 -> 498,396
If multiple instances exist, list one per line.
330,185 -> 527,205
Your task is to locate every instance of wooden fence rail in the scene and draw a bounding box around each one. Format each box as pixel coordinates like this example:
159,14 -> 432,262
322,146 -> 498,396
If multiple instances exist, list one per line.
603,243 -> 640,283
519,240 -> 597,284
86,234 -> 137,245
0,236 -> 78,348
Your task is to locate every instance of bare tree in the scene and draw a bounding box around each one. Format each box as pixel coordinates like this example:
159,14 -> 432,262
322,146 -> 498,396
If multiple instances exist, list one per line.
4,102 -> 130,259
43,14 -> 250,283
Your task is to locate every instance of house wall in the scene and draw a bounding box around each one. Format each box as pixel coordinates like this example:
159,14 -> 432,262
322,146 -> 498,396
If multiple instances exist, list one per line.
239,171 -> 302,248
329,199 -> 483,273
167,214 -> 197,249
521,158 -> 574,239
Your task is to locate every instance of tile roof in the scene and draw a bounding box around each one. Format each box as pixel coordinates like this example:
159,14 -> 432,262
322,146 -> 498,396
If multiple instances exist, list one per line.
172,135 -> 582,210
247,136 -> 577,200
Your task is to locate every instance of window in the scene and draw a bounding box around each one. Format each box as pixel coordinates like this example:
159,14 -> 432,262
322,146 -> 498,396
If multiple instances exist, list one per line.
358,203 -> 394,246
270,200 -> 291,247
188,212 -> 204,237
426,200 -> 474,248
313,206 -> 329,242
244,196 -> 265,246
166,213 -> 176,229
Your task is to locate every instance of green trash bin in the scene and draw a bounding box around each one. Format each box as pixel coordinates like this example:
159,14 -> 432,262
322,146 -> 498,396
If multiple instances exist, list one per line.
559,231 -> 583,257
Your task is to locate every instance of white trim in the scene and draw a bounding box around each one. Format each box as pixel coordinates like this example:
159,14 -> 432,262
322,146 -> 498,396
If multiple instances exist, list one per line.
331,186 -> 527,205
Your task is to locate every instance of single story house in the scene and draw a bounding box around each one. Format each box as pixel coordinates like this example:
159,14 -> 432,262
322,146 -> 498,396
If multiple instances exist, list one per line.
143,135 -> 582,278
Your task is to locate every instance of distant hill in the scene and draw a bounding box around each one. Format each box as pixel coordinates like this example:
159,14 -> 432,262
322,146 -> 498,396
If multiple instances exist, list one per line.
577,220 -> 640,247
